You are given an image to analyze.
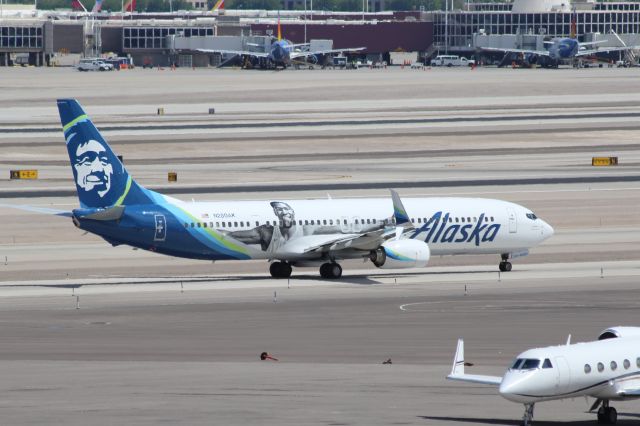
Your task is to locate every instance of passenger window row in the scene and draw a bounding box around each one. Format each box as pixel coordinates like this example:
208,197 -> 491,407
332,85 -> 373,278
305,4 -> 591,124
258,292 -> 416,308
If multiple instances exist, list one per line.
584,358 -> 639,374
182,218 -> 381,229
411,216 -> 496,224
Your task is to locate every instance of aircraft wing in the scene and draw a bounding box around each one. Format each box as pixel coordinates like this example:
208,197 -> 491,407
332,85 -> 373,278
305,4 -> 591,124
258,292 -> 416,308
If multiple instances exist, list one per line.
196,48 -> 270,58
617,388 -> 640,397
279,189 -> 414,255
480,47 -> 550,57
446,339 -> 503,386
576,46 -> 640,56
290,47 -> 365,59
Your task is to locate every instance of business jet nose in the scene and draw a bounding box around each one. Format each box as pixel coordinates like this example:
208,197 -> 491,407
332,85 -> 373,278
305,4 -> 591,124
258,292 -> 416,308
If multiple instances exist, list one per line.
499,374 -> 530,403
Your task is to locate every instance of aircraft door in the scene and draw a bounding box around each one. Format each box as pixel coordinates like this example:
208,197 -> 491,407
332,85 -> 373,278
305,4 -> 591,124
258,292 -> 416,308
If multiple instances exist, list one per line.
507,208 -> 517,233
554,356 -> 571,393
154,214 -> 167,242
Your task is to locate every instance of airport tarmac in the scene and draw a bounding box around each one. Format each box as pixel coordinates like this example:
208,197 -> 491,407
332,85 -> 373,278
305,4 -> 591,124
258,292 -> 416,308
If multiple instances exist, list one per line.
1,66 -> 640,424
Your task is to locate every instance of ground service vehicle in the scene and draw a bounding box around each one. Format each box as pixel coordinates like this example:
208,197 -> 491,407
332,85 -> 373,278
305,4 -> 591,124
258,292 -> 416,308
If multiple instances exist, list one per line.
77,59 -> 114,71
430,55 -> 475,67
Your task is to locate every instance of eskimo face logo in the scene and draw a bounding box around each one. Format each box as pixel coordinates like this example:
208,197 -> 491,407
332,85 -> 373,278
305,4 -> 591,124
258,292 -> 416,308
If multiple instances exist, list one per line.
73,139 -> 113,198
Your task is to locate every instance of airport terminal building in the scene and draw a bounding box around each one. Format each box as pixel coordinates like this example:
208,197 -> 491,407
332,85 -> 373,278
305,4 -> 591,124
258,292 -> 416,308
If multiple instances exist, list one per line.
2,0 -> 640,66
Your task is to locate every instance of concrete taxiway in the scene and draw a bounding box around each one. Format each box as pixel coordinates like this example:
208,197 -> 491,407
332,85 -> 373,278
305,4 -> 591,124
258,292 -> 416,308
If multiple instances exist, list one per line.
1,66 -> 640,425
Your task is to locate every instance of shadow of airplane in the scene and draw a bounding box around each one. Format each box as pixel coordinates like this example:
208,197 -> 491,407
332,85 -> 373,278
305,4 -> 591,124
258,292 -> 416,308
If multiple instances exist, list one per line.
419,414 -> 639,425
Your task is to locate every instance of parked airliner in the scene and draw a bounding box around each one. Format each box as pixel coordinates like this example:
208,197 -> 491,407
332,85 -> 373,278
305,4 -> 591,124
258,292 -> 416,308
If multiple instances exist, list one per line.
55,99 -> 553,279
197,17 -> 363,69
448,327 -> 640,425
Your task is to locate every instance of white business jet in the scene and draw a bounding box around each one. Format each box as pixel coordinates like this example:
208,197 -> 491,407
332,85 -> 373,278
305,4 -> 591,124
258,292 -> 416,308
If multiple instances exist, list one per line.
447,327 -> 640,425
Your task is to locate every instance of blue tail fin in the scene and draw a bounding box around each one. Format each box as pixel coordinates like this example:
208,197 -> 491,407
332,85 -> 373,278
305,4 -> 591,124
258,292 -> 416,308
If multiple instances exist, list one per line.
57,99 -> 154,208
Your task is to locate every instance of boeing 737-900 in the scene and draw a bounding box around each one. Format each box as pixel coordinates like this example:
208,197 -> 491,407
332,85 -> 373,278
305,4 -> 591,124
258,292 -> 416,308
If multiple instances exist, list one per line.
448,327 -> 640,425
52,99 -> 553,279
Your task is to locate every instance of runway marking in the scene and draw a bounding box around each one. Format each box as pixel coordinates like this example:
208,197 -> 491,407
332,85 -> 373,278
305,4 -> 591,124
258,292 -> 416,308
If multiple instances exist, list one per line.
399,300 -> 598,312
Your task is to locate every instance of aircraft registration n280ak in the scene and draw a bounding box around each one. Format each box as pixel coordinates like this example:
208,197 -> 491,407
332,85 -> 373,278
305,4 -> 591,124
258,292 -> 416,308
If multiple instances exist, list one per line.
448,327 -> 640,425
57,99 -> 553,279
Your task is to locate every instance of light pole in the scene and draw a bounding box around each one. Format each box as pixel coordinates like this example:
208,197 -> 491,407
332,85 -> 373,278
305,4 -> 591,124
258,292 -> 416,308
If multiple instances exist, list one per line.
444,0 -> 448,54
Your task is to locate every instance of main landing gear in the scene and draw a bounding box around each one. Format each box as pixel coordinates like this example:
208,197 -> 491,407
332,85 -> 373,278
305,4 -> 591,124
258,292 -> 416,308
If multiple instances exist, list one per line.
269,262 -> 343,279
521,403 -> 534,426
499,253 -> 513,272
597,400 -> 618,424
319,262 -> 342,279
269,261 -> 292,279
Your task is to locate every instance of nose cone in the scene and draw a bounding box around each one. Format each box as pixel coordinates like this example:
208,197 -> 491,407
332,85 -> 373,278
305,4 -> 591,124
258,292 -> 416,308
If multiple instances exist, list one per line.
499,372 -> 536,403
542,220 -> 554,240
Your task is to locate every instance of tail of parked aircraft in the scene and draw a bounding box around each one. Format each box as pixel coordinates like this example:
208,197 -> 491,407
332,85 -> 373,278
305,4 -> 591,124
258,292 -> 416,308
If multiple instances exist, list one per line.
277,12 -> 282,40
123,0 -> 135,12
57,99 -> 156,209
91,0 -> 103,12
211,0 -> 224,11
71,0 -> 87,12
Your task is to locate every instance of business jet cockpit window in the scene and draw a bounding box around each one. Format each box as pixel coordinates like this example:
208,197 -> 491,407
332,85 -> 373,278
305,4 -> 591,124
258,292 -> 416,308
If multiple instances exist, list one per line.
526,213 -> 538,220
511,358 -> 541,370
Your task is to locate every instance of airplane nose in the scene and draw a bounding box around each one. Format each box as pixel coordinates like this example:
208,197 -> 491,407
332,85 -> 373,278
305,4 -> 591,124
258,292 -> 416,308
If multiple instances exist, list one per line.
499,374 -> 530,403
542,221 -> 554,239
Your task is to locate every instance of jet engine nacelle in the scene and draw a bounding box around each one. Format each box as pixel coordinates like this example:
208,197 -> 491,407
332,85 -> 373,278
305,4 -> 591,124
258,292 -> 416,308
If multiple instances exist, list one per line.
370,239 -> 430,269
598,326 -> 640,340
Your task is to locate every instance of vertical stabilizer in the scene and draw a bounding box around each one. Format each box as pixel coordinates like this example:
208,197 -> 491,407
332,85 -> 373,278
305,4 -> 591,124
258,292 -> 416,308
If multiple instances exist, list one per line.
57,99 -> 155,208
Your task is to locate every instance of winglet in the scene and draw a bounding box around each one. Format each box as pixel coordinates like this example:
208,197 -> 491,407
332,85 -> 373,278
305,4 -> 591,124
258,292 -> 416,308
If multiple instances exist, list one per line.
390,189 -> 411,226
451,339 -> 465,376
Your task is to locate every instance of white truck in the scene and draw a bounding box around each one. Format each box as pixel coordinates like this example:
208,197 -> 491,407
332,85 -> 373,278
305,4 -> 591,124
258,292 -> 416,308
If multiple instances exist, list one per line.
77,59 -> 115,71
430,55 -> 475,67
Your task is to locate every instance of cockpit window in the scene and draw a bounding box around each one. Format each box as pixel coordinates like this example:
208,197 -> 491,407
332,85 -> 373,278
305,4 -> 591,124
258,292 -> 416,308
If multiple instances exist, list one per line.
542,359 -> 553,369
526,213 -> 538,220
511,358 -> 540,370
521,359 -> 540,369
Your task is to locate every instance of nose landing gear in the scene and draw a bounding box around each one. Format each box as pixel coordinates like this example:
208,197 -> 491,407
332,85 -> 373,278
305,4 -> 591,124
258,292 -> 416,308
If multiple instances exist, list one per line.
521,403 -> 534,426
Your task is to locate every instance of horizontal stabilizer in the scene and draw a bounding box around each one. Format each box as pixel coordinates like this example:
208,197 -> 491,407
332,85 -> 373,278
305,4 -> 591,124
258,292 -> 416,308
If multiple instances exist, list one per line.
0,202 -> 72,217
74,205 -> 125,221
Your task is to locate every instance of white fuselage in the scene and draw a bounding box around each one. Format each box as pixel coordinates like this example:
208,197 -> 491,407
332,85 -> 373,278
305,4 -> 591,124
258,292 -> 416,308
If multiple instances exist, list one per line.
500,337 -> 640,404
174,196 -> 553,261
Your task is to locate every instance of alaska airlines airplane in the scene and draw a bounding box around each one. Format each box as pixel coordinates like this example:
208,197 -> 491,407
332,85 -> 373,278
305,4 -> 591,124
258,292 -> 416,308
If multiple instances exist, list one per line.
448,327 -> 640,425
56,99 -> 553,279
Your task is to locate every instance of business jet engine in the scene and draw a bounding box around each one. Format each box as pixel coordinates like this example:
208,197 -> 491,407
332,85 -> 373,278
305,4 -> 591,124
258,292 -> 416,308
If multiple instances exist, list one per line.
598,326 -> 640,340
369,239 -> 430,269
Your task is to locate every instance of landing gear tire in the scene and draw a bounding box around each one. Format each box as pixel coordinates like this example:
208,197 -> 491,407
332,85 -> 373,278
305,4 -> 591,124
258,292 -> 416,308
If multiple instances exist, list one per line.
269,261 -> 292,279
597,405 -> 617,424
320,262 -> 342,279
499,261 -> 513,272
